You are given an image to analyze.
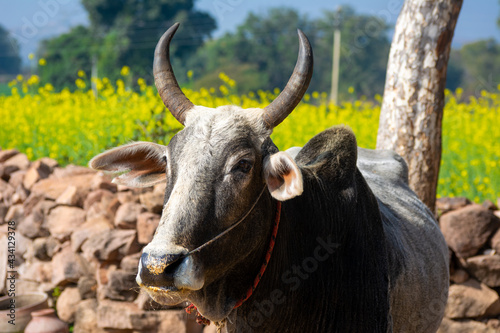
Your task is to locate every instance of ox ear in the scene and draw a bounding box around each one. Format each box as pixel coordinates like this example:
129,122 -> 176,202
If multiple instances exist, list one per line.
264,152 -> 303,201
89,142 -> 167,188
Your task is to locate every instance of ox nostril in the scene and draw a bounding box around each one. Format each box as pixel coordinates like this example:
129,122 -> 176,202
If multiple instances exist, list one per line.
140,252 -> 184,286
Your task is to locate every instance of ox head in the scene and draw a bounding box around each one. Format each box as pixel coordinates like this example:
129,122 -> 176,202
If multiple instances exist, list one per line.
89,23 -> 312,321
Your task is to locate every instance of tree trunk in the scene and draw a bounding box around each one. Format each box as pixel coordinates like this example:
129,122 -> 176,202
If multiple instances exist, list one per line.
377,0 -> 463,213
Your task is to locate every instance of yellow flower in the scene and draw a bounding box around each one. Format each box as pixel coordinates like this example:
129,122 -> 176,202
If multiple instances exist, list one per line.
187,70 -> 193,79
28,53 -> 34,60
78,70 -> 86,78
16,74 -> 23,81
39,58 -> 46,66
348,86 -> 354,94
121,66 -> 130,76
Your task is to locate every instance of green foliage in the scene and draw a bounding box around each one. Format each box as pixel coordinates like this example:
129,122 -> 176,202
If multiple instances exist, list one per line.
0,24 -> 21,75
186,6 -> 391,97
38,0 -> 216,90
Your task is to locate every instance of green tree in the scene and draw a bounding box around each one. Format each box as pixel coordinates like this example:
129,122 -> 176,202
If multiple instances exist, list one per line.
0,25 -> 21,75
39,0 -> 215,89
186,6 -> 391,97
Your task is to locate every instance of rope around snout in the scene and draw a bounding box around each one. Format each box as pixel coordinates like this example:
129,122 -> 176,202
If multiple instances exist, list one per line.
185,199 -> 282,328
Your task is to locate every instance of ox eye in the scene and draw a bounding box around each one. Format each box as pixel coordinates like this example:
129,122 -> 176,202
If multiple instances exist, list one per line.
233,159 -> 253,174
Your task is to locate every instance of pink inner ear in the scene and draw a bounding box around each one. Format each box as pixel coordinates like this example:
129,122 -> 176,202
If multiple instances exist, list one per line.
267,175 -> 284,193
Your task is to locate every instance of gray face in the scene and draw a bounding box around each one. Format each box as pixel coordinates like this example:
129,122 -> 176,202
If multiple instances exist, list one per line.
89,105 -> 304,321
136,106 -> 276,317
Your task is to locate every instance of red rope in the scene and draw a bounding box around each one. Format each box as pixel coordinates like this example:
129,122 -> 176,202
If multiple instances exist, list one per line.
185,201 -> 282,325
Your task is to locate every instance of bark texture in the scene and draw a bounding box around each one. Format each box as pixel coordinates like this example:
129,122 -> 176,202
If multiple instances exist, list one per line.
377,0 -> 463,213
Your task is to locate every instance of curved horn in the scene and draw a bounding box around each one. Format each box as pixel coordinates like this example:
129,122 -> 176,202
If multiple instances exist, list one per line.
262,29 -> 313,129
154,23 -> 194,125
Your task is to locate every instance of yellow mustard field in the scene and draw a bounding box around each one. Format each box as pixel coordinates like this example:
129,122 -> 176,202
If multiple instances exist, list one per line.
0,74 -> 498,202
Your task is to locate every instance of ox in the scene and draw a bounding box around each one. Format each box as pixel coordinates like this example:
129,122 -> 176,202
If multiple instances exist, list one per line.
90,23 -> 449,332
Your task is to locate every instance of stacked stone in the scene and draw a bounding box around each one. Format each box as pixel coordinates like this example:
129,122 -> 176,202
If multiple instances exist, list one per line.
0,149 -> 213,333
438,197 -> 500,333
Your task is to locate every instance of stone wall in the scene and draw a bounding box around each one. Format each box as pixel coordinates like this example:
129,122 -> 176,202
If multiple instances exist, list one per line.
1,148 -> 500,332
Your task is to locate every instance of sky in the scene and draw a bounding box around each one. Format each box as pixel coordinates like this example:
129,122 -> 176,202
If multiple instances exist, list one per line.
1,0 -> 499,64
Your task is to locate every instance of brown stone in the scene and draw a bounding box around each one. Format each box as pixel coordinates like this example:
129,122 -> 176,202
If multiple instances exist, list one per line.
466,255 -> 500,287
52,165 -> 95,178
11,184 -> 29,205
114,202 -> 144,229
74,299 -> 106,333
3,153 -> 30,170
120,252 -> 141,273
46,206 -> 86,241
1,181 -> 15,206
8,170 -> 26,188
71,216 -> 114,252
84,189 -> 115,210
77,276 -> 97,299
81,229 -> 140,262
31,173 -> 95,201
51,244 -> 90,286
18,210 -> 49,239
0,236 -> 7,294
56,287 -> 81,323
55,185 -> 84,207
101,269 -> 138,301
5,204 -> 24,223
437,197 -> 472,215
21,260 -> 53,284
38,157 -> 59,170
0,203 -> 6,224
438,318 -> 497,333
116,191 -> 138,205
0,149 -> 19,163
139,188 -> 164,214
445,278 -> 500,319
137,212 -> 160,244
30,237 -> 60,261
23,160 -> 52,189
97,300 -> 186,331
450,269 -> 469,284
91,172 -> 117,193
482,200 -> 498,211
440,205 -> 500,258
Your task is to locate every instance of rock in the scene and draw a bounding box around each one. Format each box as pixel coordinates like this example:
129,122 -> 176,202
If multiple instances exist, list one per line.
137,212 -> 160,244
11,185 -> 29,205
101,269 -> 138,301
488,319 -> 500,329
8,170 -> 26,188
482,200 -> 498,211
91,172 -> 117,193
52,165 -> 95,178
23,160 -> 52,189
438,318 -> 497,333
0,149 -> 19,163
84,190 -> 119,221
139,187 -> 164,214
0,203 -> 7,224
83,189 -> 115,210
71,216 -> 114,252
436,197 -> 472,215
51,244 -> 90,286
74,299 -> 105,333
117,191 -> 138,204
97,300 -> 187,331
81,229 -> 139,262
1,182 -> 15,206
490,228 -> 500,253
56,287 -> 81,323
114,202 -> 144,229
46,206 -> 86,241
120,252 -> 141,273
18,210 -> 48,239
30,237 -> 60,261
77,276 -> 97,299
21,260 -> 53,284
5,204 -> 24,223
31,173 -> 95,201
38,157 -> 59,170
0,236 -> 7,294
55,185 -> 84,207
23,194 -> 45,216
440,205 -> 500,258
445,279 -> 500,319
3,153 -> 30,171
450,269 -> 469,284
466,255 -> 500,287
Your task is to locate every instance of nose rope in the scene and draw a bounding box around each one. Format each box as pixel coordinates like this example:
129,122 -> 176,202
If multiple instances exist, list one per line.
186,192 -> 282,328
183,185 -> 268,257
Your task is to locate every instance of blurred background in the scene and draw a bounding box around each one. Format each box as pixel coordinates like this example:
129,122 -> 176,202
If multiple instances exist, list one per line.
1,0 -> 499,98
